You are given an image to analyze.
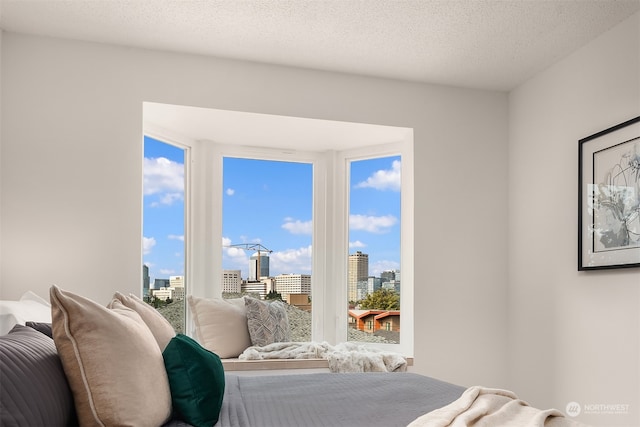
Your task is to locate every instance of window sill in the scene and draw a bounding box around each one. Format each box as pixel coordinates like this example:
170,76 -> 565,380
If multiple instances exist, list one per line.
221,357 -> 413,372
222,358 -> 329,372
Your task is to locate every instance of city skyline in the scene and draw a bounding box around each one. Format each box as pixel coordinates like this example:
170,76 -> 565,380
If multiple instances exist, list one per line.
143,136 -> 401,285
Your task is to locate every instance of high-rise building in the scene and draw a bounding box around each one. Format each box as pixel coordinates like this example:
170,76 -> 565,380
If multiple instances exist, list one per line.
242,278 -> 274,299
381,270 -> 396,283
154,278 -> 170,289
151,287 -> 173,301
170,275 -> 185,300
356,279 -> 369,301
142,265 -> 150,299
367,276 -> 382,295
222,270 -> 242,293
274,274 -> 311,302
382,279 -> 401,294
249,253 -> 270,280
348,251 -> 368,302
381,270 -> 400,295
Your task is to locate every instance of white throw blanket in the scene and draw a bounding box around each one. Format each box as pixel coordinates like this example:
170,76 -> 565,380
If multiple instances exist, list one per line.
239,341 -> 408,373
407,386 -> 591,427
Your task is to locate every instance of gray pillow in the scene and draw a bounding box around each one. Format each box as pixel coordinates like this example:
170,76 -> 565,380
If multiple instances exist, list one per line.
244,297 -> 290,347
25,321 -> 53,338
0,324 -> 75,427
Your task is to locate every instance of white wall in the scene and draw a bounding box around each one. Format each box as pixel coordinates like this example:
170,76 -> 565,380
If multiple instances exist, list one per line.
0,32 -> 509,388
508,12 -> 640,427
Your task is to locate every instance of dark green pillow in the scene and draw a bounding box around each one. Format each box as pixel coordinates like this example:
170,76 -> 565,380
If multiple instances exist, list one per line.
162,334 -> 225,427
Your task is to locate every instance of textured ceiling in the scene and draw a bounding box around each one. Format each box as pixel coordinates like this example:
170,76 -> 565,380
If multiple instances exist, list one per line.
1,0 -> 639,91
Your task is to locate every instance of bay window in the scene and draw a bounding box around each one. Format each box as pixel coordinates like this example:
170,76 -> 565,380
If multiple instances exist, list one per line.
144,103 -> 413,356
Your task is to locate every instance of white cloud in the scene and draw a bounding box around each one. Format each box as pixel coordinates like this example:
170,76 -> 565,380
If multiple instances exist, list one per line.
226,188 -> 235,196
221,237 -> 251,277
149,192 -> 183,207
354,159 -> 401,192
369,260 -> 401,277
159,268 -> 176,275
222,237 -> 250,259
143,236 -> 156,254
270,246 -> 312,275
226,246 -> 249,259
222,238 -> 312,278
233,236 -> 262,245
144,157 -> 184,206
168,234 -> 184,241
349,214 -> 397,233
282,218 -> 312,235
349,240 -> 367,248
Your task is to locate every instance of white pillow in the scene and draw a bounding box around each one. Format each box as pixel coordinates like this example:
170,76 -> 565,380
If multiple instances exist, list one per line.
188,295 -> 251,358
0,291 -> 51,335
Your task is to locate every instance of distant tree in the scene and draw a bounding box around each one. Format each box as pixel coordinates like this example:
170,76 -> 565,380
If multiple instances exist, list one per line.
222,292 -> 243,299
265,290 -> 283,301
149,296 -> 162,308
359,288 -> 400,310
147,295 -> 172,308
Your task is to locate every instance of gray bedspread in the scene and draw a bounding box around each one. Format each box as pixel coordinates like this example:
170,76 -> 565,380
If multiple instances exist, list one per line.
212,372 -> 465,427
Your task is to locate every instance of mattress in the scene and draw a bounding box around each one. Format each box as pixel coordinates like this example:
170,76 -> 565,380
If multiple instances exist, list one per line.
211,372 -> 466,427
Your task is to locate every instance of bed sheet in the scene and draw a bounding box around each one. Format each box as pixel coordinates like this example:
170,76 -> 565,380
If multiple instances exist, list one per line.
213,372 -> 465,427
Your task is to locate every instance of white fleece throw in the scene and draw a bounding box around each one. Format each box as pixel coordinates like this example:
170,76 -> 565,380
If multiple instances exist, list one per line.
238,341 -> 407,373
407,386 -> 591,427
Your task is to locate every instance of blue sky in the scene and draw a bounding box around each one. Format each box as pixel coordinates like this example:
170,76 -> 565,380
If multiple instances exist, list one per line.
143,136 -> 400,284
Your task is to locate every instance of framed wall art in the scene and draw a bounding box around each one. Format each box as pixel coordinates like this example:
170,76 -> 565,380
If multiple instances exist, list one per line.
578,116 -> 640,271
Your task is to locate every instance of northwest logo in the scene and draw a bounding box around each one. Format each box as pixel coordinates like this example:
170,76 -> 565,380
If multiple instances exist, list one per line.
566,402 -> 581,417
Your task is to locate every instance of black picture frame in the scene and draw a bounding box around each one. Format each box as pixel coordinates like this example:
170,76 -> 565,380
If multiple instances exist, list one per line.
578,116 -> 640,271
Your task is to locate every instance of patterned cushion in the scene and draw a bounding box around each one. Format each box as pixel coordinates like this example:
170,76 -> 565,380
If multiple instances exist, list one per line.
244,297 -> 290,347
0,324 -> 76,427
50,285 -> 172,427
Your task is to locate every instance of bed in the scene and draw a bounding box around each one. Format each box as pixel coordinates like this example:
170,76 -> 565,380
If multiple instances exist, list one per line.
162,371 -> 588,427
210,372 -> 464,427
2,289 -> 588,427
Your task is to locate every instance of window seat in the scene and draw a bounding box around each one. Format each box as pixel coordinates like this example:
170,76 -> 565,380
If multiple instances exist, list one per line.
221,357 -> 413,376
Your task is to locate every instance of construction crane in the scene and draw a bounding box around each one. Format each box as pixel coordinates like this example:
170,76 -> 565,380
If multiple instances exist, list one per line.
224,243 -> 272,281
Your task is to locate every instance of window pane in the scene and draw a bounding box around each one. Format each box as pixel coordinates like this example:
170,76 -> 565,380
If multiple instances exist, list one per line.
222,157 -> 313,341
348,156 -> 401,344
142,136 -> 186,333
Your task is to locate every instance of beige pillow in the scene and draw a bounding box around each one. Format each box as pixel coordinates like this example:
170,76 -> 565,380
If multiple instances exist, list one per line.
188,295 -> 251,358
110,291 -> 175,351
50,285 -> 172,427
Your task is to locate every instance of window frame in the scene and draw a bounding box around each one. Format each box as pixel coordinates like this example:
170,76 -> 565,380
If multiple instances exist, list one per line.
337,142 -> 414,355
141,130 -> 192,333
